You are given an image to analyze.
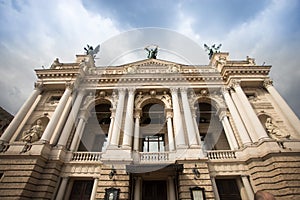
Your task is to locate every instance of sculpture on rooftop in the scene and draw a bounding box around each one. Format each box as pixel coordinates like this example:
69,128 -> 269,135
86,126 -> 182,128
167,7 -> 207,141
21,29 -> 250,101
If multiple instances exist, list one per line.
84,44 -> 100,58
204,44 -> 222,59
144,45 -> 158,59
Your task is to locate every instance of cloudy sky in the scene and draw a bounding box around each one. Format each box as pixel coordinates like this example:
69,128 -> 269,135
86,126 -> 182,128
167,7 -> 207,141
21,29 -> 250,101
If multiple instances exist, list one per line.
0,0 -> 299,118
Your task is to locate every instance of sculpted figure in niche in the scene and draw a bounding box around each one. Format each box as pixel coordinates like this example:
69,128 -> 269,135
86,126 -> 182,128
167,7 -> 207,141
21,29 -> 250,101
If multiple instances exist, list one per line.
21,119 -> 44,143
265,118 -> 290,140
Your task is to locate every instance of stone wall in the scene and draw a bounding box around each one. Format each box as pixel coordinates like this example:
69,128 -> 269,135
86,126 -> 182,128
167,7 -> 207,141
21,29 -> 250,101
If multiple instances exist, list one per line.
177,160 -> 215,200
0,156 -> 61,199
248,152 -> 300,200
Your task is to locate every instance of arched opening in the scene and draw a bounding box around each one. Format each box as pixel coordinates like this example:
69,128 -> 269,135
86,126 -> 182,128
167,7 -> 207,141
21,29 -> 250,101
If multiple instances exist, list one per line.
195,102 -> 230,150
78,102 -> 111,152
140,102 -> 167,152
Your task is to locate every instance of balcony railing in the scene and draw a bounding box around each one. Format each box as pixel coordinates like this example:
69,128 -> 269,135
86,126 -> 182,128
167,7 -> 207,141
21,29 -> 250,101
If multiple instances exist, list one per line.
71,152 -> 102,162
207,150 -> 236,160
139,152 -> 169,162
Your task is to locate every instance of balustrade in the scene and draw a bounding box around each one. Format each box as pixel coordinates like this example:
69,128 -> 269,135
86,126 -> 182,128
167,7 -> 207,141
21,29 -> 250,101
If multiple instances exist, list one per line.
207,150 -> 236,160
71,152 -> 102,162
139,152 -> 169,162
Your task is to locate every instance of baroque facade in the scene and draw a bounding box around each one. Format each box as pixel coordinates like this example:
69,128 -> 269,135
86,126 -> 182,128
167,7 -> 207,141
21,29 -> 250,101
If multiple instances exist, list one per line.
0,51 -> 300,200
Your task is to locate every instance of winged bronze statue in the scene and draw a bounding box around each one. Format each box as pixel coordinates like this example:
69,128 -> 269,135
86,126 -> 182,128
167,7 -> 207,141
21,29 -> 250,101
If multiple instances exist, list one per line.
84,44 -> 100,58
145,45 -> 158,59
204,44 -> 222,59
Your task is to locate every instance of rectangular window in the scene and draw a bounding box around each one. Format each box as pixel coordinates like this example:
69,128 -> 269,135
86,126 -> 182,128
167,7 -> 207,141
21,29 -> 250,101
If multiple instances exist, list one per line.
143,134 -> 165,152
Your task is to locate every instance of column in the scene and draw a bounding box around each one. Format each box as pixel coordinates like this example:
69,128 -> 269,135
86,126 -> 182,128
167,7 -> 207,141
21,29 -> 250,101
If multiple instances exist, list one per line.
220,112 -> 239,150
0,83 -> 43,143
107,109 -> 115,145
222,88 -> 251,146
231,89 -> 256,143
166,111 -> 175,151
231,80 -> 269,141
211,177 -> 220,200
264,79 -> 300,132
168,176 -> 176,200
56,177 -> 69,200
170,88 -> 186,148
69,111 -> 89,151
110,88 -> 126,146
122,88 -> 135,147
180,88 -> 198,146
133,111 -> 141,151
90,177 -> 99,200
192,113 -> 202,146
241,175 -> 254,200
57,89 -> 85,147
50,96 -> 72,145
41,84 -> 73,142
134,177 -> 141,200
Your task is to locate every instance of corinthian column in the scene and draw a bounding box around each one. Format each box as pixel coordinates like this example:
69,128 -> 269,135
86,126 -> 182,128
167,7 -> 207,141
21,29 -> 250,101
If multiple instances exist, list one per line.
57,89 -> 85,147
231,80 -> 268,141
222,87 -> 252,146
133,110 -> 141,151
170,88 -> 186,148
264,79 -> 300,133
110,88 -> 126,146
0,83 -> 43,143
41,83 -> 73,142
122,88 -> 136,148
166,110 -> 175,151
70,110 -> 89,151
180,88 -> 198,146
107,109 -> 115,145
219,112 -> 239,150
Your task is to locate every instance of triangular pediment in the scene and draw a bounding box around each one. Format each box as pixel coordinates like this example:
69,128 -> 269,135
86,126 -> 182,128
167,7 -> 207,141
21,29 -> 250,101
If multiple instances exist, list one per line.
119,58 -> 183,74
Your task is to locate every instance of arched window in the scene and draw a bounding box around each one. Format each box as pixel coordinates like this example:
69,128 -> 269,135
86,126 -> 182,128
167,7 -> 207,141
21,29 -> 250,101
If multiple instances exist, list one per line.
78,103 -> 111,152
140,102 -> 167,152
195,102 -> 230,150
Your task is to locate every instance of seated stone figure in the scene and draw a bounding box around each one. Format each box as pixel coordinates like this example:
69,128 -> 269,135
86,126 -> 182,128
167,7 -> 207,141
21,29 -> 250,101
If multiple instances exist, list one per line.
21,119 -> 44,143
265,118 -> 290,140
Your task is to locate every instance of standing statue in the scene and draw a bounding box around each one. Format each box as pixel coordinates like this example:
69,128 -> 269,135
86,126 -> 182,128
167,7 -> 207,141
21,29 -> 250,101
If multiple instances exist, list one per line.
84,44 -> 100,58
265,118 -> 290,140
21,119 -> 44,143
144,45 -> 158,59
204,44 -> 222,59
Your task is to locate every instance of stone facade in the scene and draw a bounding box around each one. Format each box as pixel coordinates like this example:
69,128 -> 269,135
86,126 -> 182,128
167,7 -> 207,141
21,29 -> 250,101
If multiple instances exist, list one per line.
0,51 -> 299,200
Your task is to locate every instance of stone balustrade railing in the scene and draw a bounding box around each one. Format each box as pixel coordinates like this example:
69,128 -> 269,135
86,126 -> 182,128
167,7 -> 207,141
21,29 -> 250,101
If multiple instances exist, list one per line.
207,150 -> 236,160
71,152 -> 102,162
140,152 -> 169,162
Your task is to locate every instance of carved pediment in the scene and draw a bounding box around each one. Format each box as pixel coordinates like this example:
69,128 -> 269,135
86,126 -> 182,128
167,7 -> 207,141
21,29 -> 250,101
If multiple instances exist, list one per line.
122,59 -> 182,74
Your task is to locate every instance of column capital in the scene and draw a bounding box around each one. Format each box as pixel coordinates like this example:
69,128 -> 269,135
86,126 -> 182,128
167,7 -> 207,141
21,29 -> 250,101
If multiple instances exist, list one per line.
170,87 -> 178,94
128,87 -> 136,95
34,82 -> 44,91
118,88 -> 126,94
65,81 -> 74,90
179,87 -> 188,94
134,109 -> 142,118
78,110 -> 90,122
263,78 -> 273,88
166,111 -> 173,119
229,79 -> 241,89
218,111 -> 227,121
221,86 -> 231,94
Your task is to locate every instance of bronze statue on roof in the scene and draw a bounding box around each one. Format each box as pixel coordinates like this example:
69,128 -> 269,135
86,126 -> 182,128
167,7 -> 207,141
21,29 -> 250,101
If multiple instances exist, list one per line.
145,45 -> 158,59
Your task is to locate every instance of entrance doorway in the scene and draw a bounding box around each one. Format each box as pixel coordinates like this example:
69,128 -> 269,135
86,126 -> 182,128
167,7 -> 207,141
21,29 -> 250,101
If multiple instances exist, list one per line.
142,180 -> 167,200
69,180 -> 93,200
216,178 -> 242,200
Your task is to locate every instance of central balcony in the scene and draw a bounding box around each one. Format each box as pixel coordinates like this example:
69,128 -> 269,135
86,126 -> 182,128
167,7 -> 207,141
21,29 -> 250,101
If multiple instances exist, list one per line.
139,152 -> 170,163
